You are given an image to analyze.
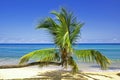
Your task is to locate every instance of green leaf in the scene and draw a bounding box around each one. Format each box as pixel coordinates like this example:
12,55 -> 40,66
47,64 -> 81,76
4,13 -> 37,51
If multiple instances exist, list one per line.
70,23 -> 84,43
68,56 -> 79,74
19,48 -> 60,64
74,49 -> 111,69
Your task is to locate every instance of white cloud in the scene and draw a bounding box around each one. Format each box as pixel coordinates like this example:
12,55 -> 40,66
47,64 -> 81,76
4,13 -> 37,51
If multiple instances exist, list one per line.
0,36 -> 120,43
0,37 -> 53,43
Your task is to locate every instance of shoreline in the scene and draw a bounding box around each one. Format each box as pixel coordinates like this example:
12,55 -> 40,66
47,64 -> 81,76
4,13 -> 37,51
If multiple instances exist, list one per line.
0,58 -> 120,79
0,58 -> 120,72
0,66 -> 120,80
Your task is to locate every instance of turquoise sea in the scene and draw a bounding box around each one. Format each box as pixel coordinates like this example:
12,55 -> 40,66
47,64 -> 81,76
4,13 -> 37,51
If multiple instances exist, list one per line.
0,43 -> 120,71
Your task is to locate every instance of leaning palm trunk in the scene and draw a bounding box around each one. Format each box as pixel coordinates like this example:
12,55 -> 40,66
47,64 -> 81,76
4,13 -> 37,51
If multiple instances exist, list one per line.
0,61 -> 61,69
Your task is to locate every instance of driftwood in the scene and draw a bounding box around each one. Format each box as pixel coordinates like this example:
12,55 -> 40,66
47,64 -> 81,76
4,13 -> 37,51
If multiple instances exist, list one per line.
0,61 -> 61,69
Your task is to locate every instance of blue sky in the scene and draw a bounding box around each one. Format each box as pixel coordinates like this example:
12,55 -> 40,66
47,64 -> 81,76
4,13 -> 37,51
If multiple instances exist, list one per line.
0,0 -> 120,43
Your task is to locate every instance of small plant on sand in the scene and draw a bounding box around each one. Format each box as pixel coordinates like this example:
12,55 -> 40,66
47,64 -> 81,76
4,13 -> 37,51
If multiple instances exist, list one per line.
19,7 -> 111,73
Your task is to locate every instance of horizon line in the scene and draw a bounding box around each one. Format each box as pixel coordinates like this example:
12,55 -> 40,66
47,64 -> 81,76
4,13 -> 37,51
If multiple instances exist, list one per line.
0,43 -> 120,45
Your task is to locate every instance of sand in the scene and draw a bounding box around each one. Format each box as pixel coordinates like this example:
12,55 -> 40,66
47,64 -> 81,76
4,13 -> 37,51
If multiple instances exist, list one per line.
0,66 -> 120,80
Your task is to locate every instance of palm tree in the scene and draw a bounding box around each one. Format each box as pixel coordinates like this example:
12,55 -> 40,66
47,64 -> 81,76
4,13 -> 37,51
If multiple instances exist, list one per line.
19,7 -> 111,73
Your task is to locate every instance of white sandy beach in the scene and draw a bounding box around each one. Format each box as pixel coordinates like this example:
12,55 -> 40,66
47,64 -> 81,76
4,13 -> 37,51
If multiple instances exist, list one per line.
0,66 -> 62,79
0,65 -> 120,80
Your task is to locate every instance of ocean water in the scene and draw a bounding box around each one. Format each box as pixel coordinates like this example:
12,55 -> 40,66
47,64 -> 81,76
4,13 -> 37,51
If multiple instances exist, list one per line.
0,43 -> 120,71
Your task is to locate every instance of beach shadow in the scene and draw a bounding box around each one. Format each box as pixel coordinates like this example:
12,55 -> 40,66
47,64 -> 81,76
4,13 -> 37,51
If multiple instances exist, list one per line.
37,70 -> 88,80
10,70 -> 114,80
85,73 -> 113,79
116,73 -> 120,76
35,70 -> 113,80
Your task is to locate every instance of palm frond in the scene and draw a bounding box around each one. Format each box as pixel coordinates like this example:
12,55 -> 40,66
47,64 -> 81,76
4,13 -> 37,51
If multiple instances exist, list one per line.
51,8 -> 68,30
41,52 -> 60,61
36,17 -> 56,29
70,23 -> 84,43
74,49 -> 111,69
36,18 -> 51,29
68,56 -> 79,74
19,48 -> 60,64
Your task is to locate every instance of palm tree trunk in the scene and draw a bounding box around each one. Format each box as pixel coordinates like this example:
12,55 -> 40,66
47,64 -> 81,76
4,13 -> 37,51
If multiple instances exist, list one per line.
0,61 -> 61,69
61,48 -> 68,67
